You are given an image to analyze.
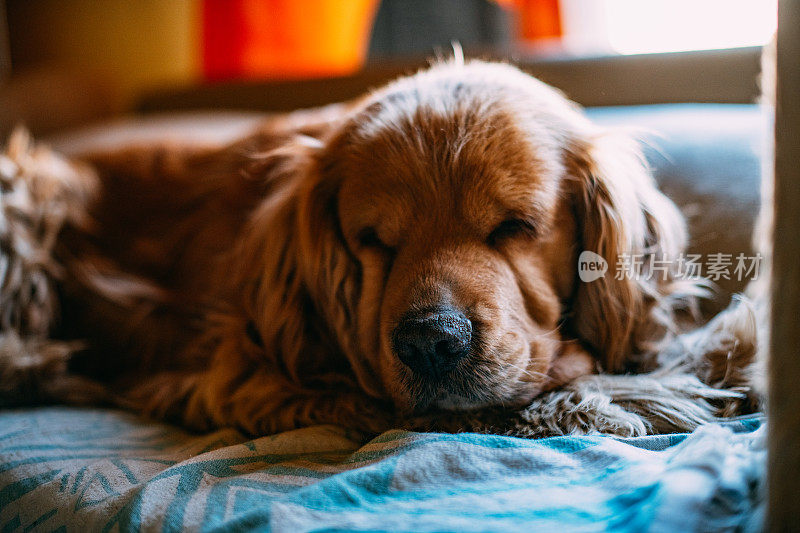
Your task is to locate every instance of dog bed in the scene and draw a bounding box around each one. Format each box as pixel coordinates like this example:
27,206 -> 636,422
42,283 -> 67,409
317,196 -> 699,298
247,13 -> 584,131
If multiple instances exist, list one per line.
0,407 -> 764,532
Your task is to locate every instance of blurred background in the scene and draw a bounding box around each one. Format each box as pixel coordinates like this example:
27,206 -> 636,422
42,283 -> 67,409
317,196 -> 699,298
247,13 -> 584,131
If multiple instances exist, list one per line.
0,0 -> 777,137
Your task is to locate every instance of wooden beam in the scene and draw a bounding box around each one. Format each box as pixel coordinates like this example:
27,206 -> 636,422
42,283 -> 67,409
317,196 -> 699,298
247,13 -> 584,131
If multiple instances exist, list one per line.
138,47 -> 762,113
768,0 -> 800,529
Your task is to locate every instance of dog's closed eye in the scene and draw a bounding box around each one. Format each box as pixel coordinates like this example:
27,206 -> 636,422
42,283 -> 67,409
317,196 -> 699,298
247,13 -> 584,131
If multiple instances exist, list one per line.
486,219 -> 538,246
357,227 -> 394,252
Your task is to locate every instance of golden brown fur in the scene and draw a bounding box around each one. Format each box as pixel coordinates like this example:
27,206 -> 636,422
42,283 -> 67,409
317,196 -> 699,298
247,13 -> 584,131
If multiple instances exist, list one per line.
1,61 -> 708,435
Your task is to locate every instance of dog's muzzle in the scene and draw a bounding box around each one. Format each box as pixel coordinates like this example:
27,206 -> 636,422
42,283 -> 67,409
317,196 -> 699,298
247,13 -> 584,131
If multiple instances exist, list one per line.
391,307 -> 472,380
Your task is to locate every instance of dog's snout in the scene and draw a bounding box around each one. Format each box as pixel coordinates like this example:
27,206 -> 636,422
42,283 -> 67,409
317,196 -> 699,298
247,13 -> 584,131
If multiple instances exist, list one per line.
391,308 -> 472,379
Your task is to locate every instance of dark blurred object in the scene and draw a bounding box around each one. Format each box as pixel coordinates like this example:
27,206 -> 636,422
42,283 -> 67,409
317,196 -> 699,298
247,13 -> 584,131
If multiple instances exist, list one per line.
139,47 -> 762,114
368,0 -> 512,58
0,0 -> 9,82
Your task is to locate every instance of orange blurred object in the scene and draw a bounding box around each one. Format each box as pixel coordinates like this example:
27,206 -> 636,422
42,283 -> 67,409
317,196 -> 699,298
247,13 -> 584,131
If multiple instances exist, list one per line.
203,0 -> 379,81
514,0 -> 562,41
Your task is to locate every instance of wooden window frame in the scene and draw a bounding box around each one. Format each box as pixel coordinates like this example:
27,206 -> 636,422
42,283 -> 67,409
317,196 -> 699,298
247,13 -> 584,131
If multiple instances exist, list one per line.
768,0 -> 800,529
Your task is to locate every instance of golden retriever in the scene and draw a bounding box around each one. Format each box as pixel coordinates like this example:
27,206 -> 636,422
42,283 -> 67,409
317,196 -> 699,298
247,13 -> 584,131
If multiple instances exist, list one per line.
0,61 -> 701,435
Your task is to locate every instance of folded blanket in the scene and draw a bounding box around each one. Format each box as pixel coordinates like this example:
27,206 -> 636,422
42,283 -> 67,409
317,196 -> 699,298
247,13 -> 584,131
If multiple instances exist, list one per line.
0,407 -> 763,532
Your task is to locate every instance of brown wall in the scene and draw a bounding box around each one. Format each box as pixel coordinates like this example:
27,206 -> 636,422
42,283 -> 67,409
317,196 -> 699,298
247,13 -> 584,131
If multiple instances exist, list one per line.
6,0 -> 199,108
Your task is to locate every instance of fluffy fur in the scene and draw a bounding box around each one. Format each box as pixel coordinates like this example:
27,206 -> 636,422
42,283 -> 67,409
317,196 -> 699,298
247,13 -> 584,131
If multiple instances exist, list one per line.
0,61 -> 762,437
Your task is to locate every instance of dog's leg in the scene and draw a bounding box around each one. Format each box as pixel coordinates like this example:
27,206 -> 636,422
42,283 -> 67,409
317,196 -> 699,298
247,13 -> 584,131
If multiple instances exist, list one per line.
219,372 -> 393,435
106,317 -> 391,435
542,340 -> 597,391
123,368 -> 392,435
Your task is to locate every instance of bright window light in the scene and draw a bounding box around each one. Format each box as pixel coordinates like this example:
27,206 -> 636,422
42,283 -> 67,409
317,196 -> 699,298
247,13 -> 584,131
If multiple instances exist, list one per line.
602,0 -> 777,55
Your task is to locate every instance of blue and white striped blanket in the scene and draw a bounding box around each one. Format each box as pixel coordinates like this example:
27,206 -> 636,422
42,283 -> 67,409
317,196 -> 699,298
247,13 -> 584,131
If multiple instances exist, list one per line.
0,407 -> 764,532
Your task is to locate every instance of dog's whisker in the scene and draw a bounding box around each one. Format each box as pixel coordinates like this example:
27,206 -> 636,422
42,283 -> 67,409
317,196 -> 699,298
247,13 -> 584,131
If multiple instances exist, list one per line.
503,362 -> 553,384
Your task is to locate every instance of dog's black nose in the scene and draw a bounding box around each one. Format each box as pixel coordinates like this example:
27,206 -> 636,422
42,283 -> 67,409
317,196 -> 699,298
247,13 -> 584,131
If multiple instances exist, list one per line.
391,308 -> 472,379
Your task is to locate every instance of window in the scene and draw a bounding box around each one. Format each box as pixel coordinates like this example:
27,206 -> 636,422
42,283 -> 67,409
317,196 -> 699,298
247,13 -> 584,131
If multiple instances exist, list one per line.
568,0 -> 778,55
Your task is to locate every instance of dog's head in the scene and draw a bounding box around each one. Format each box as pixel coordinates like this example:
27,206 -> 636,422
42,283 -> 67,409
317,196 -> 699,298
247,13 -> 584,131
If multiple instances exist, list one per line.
246,61 -> 693,415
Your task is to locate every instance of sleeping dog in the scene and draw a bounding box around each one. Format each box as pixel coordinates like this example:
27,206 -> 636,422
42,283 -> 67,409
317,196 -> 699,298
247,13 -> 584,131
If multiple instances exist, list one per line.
0,61 -> 759,436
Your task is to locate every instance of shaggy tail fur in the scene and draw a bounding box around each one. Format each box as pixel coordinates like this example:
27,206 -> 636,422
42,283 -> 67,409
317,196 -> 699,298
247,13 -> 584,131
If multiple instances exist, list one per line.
0,129 -> 106,406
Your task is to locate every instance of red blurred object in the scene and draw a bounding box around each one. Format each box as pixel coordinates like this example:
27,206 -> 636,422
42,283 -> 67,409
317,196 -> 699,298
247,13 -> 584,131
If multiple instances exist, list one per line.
202,0 -> 378,82
202,1 -> 248,81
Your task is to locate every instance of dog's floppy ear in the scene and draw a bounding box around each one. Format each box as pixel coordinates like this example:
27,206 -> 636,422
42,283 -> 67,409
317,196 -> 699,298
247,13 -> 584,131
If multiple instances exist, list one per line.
234,104 -> 369,385
292,130 -> 387,397
234,135 -> 321,377
566,131 -> 698,372
295,155 -> 360,356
